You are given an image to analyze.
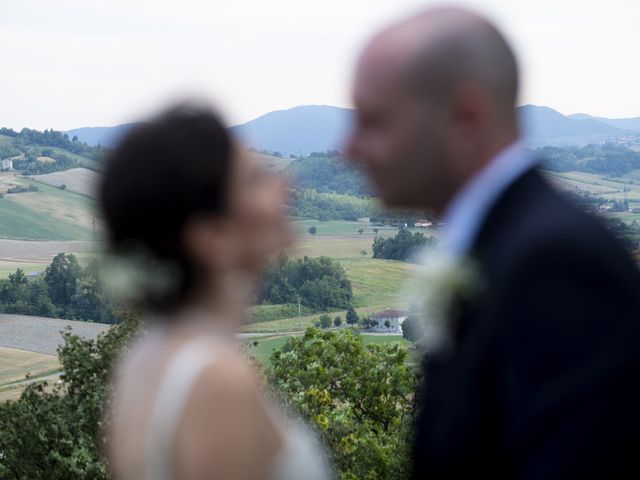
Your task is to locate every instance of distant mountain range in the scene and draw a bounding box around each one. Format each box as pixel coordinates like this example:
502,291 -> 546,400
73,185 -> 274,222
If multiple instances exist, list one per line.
65,123 -> 138,148
65,104 -> 640,154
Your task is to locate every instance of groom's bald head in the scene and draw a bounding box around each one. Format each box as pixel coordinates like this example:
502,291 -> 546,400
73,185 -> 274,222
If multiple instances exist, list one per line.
348,7 -> 520,212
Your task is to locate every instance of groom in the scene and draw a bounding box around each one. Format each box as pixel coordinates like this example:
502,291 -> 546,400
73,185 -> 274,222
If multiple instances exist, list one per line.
347,7 -> 640,479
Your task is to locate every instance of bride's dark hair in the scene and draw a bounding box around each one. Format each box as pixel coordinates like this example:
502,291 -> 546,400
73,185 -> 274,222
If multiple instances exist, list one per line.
99,104 -> 232,312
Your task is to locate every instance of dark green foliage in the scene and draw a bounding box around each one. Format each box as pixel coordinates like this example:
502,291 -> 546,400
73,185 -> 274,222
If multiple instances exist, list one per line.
45,254 -> 83,307
372,229 -> 436,262
319,314 -> 332,329
290,189 -> 373,221
0,143 -> 20,160
346,305 -> 359,325
611,199 -> 629,212
401,316 -> 422,344
6,184 -> 39,194
0,254 -> 118,323
601,218 -> 640,250
285,152 -> 370,196
0,127 -> 107,174
9,127 -> 106,161
0,313 -> 140,479
261,254 -> 353,312
308,225 -> 317,235
370,209 -> 436,227
269,328 -> 417,479
334,316 -> 342,327
537,143 -> 640,176
13,152 -> 77,175
561,189 -> 605,213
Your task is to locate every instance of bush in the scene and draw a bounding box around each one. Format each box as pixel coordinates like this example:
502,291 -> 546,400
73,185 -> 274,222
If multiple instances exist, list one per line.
0,313 -> 140,479
319,314 -> 332,329
261,254 -> 353,312
372,229 -> 436,262
269,328 -> 417,479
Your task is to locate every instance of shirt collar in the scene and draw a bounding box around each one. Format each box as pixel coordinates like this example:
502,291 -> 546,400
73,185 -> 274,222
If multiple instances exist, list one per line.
441,139 -> 537,257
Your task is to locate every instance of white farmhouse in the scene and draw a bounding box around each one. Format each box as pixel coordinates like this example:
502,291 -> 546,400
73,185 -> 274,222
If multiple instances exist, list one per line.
414,219 -> 433,228
1,159 -> 13,171
371,309 -> 409,333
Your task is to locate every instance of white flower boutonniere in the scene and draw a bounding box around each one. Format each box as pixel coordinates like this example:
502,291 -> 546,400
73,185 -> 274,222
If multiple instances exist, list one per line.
408,250 -> 483,356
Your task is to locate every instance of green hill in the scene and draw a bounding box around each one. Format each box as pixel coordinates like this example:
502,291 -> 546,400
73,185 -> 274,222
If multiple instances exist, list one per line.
0,127 -> 105,174
0,177 -> 94,240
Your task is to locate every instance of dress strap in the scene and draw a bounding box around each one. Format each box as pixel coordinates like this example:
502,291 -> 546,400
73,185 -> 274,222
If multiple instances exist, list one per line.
144,338 -> 218,480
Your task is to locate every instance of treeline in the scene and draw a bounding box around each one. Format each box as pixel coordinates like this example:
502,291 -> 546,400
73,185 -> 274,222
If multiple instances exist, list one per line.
370,208 -> 437,227
288,189 -> 374,221
372,229 -> 436,262
601,217 -> 640,251
284,152 -> 370,197
260,254 -> 353,311
12,150 -> 78,175
0,127 -> 107,161
537,143 -> 640,177
559,187 -> 640,251
0,253 -> 118,323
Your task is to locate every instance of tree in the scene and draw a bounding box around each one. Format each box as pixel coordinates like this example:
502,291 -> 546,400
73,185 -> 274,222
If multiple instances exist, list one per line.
401,315 -> 422,345
373,228 -> 379,234
260,255 -> 353,312
269,329 -> 416,479
319,314 -> 332,329
346,305 -> 359,325
334,316 -> 342,328
0,312 -> 140,479
308,225 -> 317,235
44,253 -> 82,308
360,249 -> 368,257
358,228 -> 364,234
384,319 -> 391,329
372,229 -> 436,262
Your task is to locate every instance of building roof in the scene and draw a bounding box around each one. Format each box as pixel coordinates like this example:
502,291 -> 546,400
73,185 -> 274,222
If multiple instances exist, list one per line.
374,309 -> 409,318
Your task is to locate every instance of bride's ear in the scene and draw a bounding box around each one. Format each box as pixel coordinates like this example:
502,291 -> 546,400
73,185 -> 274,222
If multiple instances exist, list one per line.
182,214 -> 234,271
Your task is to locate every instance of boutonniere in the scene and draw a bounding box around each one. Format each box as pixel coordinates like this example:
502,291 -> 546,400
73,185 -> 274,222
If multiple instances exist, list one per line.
408,250 -> 483,356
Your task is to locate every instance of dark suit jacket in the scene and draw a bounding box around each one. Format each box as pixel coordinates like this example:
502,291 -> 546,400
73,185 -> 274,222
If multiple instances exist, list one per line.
412,169 -> 640,479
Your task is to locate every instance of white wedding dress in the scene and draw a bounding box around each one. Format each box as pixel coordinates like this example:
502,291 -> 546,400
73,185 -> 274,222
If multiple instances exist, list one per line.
113,329 -> 332,480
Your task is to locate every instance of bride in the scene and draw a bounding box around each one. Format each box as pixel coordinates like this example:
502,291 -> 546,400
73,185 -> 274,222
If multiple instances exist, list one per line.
101,104 -> 332,480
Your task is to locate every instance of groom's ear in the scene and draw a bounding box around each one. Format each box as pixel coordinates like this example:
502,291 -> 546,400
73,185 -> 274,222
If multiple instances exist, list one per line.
450,83 -> 491,132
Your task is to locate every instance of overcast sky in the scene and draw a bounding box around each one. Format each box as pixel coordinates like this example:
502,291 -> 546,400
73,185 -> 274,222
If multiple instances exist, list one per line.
0,0 -> 638,130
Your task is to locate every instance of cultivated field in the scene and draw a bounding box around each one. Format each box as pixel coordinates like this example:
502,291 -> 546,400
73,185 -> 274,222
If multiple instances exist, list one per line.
0,176 -> 95,240
30,167 -> 98,198
0,313 -> 110,355
545,170 -> 640,203
0,239 -> 96,278
0,314 -> 110,400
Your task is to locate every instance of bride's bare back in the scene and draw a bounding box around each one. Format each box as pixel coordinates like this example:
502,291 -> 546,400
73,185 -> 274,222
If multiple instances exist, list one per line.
109,329 -> 282,480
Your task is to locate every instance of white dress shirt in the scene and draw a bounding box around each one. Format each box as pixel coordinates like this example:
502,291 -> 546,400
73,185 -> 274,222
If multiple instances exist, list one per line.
441,139 -> 538,257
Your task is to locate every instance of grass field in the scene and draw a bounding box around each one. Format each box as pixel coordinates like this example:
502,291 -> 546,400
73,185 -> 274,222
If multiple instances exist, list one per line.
0,175 -> 94,240
0,347 -> 62,402
0,347 -> 60,385
0,239 -> 96,279
30,167 -> 98,198
242,256 -> 414,333
291,218 -> 425,236
545,170 -> 640,203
